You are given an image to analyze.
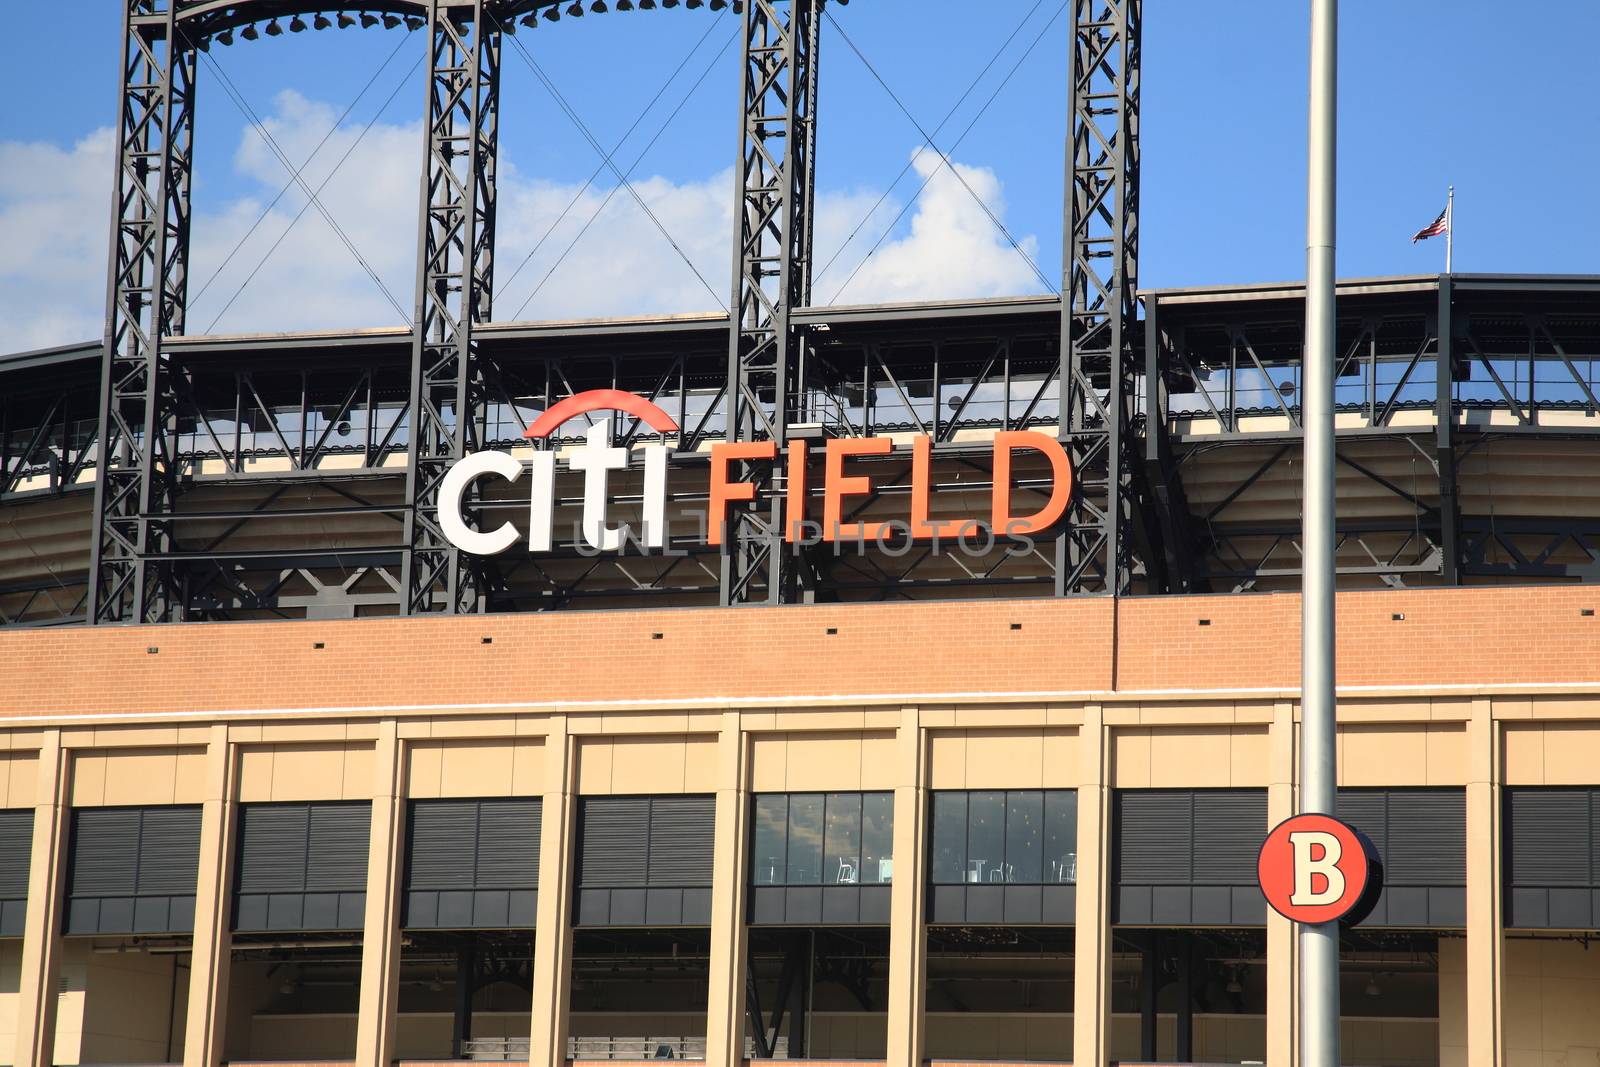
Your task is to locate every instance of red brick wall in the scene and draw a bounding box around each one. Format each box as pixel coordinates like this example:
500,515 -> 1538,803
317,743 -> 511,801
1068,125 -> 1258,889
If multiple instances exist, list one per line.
1112,584 -> 1600,691
0,585 -> 1595,721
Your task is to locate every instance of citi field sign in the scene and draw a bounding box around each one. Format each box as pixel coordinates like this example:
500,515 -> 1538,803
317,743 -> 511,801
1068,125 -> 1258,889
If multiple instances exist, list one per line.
438,389 -> 1075,554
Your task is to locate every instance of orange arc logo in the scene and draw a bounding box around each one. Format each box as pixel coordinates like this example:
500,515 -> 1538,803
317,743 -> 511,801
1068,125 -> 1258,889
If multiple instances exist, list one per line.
523,389 -> 680,440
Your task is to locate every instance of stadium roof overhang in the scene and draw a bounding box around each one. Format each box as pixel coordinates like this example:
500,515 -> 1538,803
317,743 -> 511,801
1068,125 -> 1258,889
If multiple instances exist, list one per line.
145,1 -> 625,41
7,274 -> 1598,378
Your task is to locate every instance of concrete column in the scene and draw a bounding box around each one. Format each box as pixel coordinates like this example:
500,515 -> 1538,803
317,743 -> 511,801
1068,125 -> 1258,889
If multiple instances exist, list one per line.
705,711 -> 751,1067
355,720 -> 406,1067
184,724 -> 238,1067
1465,698 -> 1502,1067
13,729 -> 68,1067
530,715 -> 577,1067
1266,701 -> 1297,1067
885,706 -> 927,1067
1072,705 -> 1111,1067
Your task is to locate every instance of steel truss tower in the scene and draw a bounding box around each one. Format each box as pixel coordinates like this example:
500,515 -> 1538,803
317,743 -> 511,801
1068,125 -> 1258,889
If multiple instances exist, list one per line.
90,1 -> 196,624
1059,0 -> 1142,595
721,0 -> 822,606
403,0 -> 502,615
84,0 -> 1151,623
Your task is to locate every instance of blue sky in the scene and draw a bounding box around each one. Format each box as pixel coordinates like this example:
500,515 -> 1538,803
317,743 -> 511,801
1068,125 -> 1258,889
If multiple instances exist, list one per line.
2,1 -> 1596,348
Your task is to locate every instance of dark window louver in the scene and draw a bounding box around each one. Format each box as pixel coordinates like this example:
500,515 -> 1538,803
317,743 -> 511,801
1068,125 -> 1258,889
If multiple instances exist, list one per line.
1589,794 -> 1600,886
475,799 -> 540,889
137,808 -> 205,894
1508,789 -> 1591,887
236,801 -> 370,895
1192,792 -> 1265,885
236,805 -> 311,894
1115,790 -> 1266,886
69,809 -> 140,897
1502,787 -> 1600,929
68,807 -> 202,898
579,797 -> 649,887
577,795 -> 713,889
65,805 -> 202,935
407,801 -> 477,890
405,798 -> 540,892
1115,792 -> 1195,885
1336,792 -> 1388,860
1111,788 -> 1268,926
306,804 -> 371,892
1391,792 -> 1466,881
648,796 -> 715,887
1334,788 -> 1467,886
0,810 -> 32,901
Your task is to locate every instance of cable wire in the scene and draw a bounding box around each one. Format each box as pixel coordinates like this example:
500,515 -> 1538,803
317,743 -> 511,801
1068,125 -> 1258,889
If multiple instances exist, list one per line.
495,15 -> 729,311
826,8 -> 1056,295
826,1 -> 1068,305
511,26 -> 738,320
188,28 -> 418,309
205,53 -> 425,333
495,15 -> 726,304
198,51 -> 411,324
811,0 -> 1048,288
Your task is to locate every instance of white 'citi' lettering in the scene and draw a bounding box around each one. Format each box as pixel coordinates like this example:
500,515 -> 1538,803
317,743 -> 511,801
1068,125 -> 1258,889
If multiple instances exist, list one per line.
439,450 -> 523,555
439,429 -> 670,555
1288,829 -> 1345,906
568,424 -> 629,551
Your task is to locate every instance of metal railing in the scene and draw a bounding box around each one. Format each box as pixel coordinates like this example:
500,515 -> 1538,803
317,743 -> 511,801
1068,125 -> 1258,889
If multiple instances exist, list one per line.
564,1036 -> 708,1061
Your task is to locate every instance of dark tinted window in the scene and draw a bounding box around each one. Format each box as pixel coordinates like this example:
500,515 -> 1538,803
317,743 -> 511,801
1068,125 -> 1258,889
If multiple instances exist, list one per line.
750,792 -> 894,886
786,794 -> 824,884
752,795 -> 787,886
862,793 -> 895,884
930,790 -> 1077,885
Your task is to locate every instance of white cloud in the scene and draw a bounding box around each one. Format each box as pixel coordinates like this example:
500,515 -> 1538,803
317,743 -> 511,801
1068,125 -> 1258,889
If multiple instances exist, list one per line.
0,129 -> 117,352
812,147 -> 1048,305
494,164 -> 735,322
0,93 -> 1049,351
188,90 -> 423,333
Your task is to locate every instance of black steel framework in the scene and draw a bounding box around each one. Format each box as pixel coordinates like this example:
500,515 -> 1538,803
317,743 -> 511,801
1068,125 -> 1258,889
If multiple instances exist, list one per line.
12,276 -> 1600,627
90,2 -> 197,624
1143,276 -> 1600,592
405,0 -> 502,615
722,0 -> 822,606
1059,0 -> 1141,596
74,0 -> 1157,623
0,2 -> 1570,628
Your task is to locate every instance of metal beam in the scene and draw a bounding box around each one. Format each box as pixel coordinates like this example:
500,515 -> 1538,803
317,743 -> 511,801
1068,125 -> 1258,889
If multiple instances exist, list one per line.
1059,0 -> 1141,595
722,0 -> 822,606
403,0 -> 502,615
89,0 -> 196,624
1142,293 -> 1200,591
1435,274 -> 1461,584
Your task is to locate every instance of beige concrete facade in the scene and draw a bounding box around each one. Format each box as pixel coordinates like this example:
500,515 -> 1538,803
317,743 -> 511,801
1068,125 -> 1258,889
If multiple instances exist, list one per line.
5,691 -> 1600,1066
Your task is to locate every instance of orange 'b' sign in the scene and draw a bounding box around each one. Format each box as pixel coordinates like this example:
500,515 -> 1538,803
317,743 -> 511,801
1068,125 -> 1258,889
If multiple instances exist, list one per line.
1257,813 -> 1372,925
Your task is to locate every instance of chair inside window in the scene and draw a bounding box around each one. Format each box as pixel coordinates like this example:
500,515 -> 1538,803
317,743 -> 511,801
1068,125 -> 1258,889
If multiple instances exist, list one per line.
835,859 -> 858,884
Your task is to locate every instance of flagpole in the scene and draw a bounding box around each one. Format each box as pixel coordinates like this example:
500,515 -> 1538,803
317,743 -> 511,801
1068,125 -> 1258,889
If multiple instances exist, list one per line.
1445,185 -> 1454,274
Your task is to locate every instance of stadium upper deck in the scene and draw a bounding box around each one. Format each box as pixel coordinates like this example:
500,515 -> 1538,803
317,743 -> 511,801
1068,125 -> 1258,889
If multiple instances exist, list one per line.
3,272 -> 1598,626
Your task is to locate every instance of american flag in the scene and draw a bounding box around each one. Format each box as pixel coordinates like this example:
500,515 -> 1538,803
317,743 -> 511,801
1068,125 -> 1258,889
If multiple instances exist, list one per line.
1411,204 -> 1450,242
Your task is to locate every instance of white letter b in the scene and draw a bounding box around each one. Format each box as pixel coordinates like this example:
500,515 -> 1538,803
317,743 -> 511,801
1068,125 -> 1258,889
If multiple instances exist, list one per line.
1288,830 -> 1345,906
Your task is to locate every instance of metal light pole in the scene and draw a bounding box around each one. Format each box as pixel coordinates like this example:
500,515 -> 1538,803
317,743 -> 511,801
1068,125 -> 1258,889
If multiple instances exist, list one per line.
1302,2 -> 1341,1067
